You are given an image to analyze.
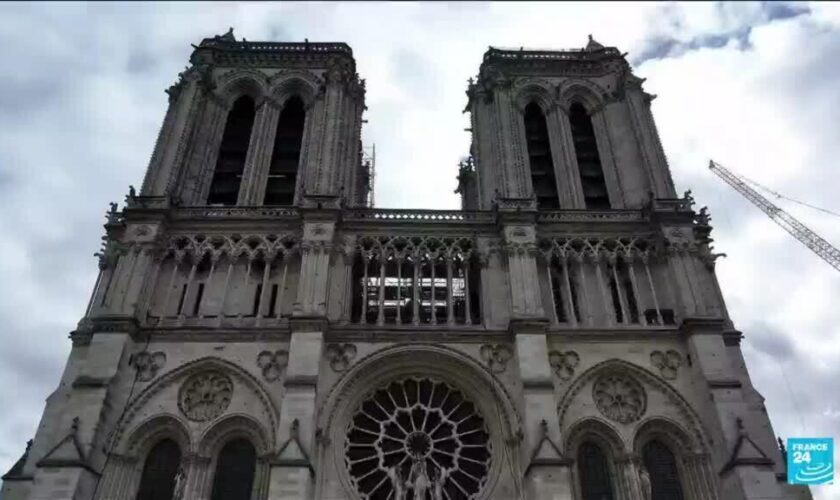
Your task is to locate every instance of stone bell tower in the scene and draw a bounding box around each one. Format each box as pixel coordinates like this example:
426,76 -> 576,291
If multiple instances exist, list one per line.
2,32 -> 812,500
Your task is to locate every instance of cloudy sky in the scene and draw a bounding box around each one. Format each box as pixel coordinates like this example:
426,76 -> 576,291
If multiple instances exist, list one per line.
1,1 -> 839,498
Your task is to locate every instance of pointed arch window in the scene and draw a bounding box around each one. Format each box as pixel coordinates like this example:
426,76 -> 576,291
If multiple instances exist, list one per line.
524,102 -> 560,209
208,96 -> 256,206
135,439 -> 181,500
210,438 -> 257,500
577,441 -> 614,500
643,440 -> 685,500
569,102 -> 610,209
265,96 -> 305,205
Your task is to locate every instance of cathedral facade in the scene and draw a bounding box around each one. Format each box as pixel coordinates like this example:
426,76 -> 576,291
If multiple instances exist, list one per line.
1,32 -> 812,500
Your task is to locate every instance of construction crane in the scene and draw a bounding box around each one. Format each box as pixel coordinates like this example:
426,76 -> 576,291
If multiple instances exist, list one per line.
708,160 -> 840,272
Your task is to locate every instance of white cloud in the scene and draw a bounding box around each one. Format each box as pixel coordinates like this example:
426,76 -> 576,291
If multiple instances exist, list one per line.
0,2 -> 838,499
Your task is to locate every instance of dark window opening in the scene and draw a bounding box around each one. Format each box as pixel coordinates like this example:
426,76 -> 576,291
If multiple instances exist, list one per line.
569,102 -> 610,209
252,283 -> 262,317
192,283 -> 205,317
549,259 -> 581,324
643,440 -> 685,500
578,441 -> 614,500
644,308 -> 676,325
268,284 -> 279,317
524,103 -> 560,209
136,439 -> 181,500
265,96 -> 305,206
176,284 -> 188,316
607,259 -> 639,324
210,438 -> 256,500
208,96 -> 256,206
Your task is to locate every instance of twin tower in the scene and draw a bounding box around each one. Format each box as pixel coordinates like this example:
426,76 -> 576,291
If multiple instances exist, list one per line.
2,30 -> 810,500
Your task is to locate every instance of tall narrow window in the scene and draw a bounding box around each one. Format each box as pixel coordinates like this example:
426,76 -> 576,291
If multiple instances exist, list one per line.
524,103 -> 560,209
210,438 -> 256,500
578,441 -> 614,500
643,440 -> 685,500
265,96 -> 305,205
569,102 -> 610,209
136,439 -> 181,500
208,96 -> 256,205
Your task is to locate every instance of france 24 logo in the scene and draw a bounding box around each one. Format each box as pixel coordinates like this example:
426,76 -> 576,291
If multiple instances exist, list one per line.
787,438 -> 834,485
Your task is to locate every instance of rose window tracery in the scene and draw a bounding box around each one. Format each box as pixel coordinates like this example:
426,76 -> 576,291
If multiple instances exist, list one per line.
592,373 -> 646,424
345,378 -> 491,500
178,371 -> 233,422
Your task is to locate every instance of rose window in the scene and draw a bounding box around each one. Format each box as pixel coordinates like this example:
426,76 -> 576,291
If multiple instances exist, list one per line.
592,373 -> 646,424
345,378 -> 491,500
178,371 -> 233,422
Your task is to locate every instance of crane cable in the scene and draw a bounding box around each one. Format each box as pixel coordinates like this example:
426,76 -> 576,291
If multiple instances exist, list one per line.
716,161 -> 840,219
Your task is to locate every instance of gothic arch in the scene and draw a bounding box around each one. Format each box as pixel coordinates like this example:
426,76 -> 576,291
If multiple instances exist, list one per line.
557,359 -> 710,452
198,414 -> 272,457
269,70 -> 322,108
632,417 -> 697,456
565,418 -> 624,500
563,417 -> 626,457
120,414 -> 192,458
316,343 -> 524,500
110,357 -> 279,453
512,80 -> 556,114
215,69 -> 271,107
558,79 -> 608,113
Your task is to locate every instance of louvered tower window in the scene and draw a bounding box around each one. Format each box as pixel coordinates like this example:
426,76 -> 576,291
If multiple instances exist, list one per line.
577,441 -> 614,500
643,440 -> 685,500
569,102 -> 610,209
208,96 -> 256,205
523,103 -> 560,209
135,439 -> 181,500
265,96 -> 305,205
210,438 -> 257,500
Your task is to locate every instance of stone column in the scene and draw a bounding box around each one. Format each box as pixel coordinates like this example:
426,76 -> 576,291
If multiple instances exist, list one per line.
552,108 -> 587,208
140,78 -> 201,197
590,109 -> 626,208
682,319 -> 786,500
182,95 -> 229,205
238,99 -> 281,206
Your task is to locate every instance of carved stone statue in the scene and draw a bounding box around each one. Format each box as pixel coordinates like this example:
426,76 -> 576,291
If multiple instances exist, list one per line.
172,464 -> 186,500
408,457 -> 431,499
433,466 -> 451,500
638,465 -> 652,500
387,466 -> 406,500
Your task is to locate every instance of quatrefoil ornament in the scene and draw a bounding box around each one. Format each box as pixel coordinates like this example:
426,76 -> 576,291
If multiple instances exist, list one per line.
325,343 -> 357,372
548,350 -> 580,381
131,351 -> 166,382
256,350 -> 289,382
480,343 -> 512,373
650,350 -> 682,380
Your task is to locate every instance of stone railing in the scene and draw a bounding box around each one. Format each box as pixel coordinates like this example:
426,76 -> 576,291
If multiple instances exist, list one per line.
343,208 -> 495,224
538,210 -> 645,223
172,206 -> 300,220
200,40 -> 353,55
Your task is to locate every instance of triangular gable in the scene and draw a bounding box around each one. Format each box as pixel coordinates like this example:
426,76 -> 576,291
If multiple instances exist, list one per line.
272,419 -> 314,477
